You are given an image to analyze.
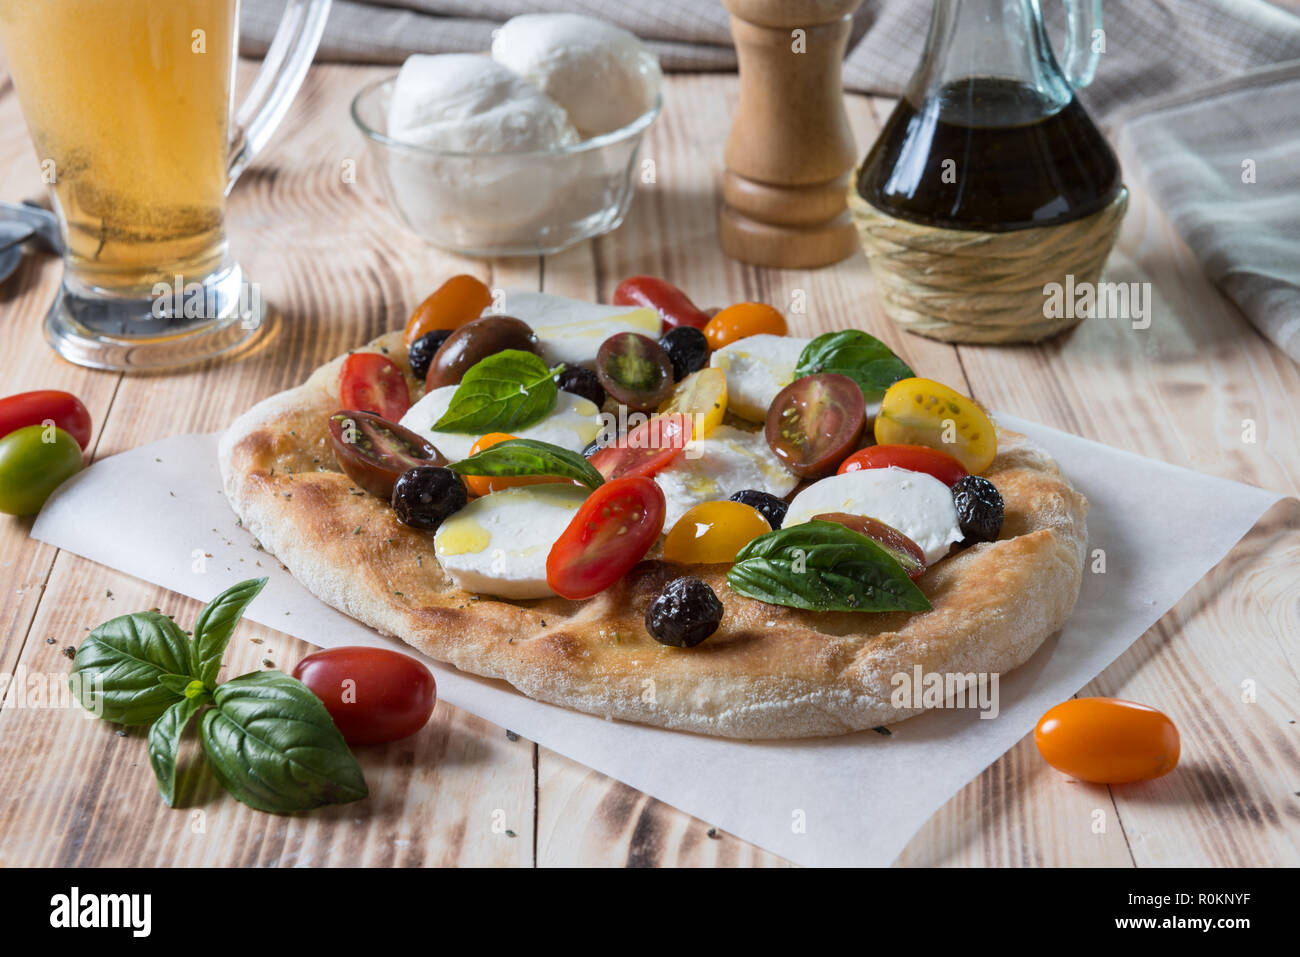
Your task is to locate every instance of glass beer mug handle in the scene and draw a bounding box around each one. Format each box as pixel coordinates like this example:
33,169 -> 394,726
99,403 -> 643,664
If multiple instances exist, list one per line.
227,0 -> 333,189
1059,0 -> 1103,89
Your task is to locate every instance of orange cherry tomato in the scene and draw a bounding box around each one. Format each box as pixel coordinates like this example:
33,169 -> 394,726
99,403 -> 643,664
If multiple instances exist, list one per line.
403,274 -> 494,346
546,476 -> 665,600
663,501 -> 771,564
703,302 -> 788,350
339,352 -> 411,422
462,432 -> 564,496
839,444 -> 969,487
1035,698 -> 1180,784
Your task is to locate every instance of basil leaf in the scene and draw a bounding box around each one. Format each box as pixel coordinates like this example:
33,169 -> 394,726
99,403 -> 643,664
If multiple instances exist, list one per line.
198,671 -> 368,814
432,350 -> 560,434
70,612 -> 193,725
794,331 -> 913,402
727,520 -> 932,613
450,439 -> 604,491
147,694 -> 207,807
190,577 -> 267,688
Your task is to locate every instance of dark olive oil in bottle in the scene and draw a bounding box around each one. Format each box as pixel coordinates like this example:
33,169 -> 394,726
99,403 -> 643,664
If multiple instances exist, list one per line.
857,77 -> 1122,232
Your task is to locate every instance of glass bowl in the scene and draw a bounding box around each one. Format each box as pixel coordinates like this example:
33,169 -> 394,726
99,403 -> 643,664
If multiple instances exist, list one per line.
351,75 -> 660,257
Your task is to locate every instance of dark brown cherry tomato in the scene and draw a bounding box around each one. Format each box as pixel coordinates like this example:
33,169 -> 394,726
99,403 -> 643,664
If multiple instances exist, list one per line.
546,476 -> 666,600
328,410 -> 445,499
292,645 -> 436,745
811,512 -> 927,579
588,412 -> 690,480
838,443 -> 969,487
765,373 -> 865,478
596,332 -> 674,412
612,275 -> 711,331
403,274 -> 493,346
426,315 -> 540,390
339,352 -> 411,421
0,390 -> 92,449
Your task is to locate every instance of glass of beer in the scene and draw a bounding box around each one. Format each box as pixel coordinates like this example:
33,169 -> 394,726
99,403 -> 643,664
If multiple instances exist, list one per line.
0,0 -> 332,370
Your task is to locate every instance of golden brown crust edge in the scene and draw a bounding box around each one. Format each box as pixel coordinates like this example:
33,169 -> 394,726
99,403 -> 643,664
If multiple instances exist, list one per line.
218,332 -> 1089,739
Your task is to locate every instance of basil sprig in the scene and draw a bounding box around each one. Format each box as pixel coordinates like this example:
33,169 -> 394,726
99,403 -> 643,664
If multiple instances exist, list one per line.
450,438 -> 605,491
794,330 -> 913,403
71,578 -> 368,813
432,350 -> 563,434
727,520 -> 932,613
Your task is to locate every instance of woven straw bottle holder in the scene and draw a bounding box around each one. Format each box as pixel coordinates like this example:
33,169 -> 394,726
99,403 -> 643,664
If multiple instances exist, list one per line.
849,176 -> 1129,344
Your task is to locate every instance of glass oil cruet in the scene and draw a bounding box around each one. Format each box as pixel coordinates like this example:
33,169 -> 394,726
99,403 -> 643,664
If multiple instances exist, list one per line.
857,0 -> 1123,232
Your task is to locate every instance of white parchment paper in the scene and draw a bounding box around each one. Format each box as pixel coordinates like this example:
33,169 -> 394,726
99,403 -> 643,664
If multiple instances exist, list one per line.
31,415 -> 1283,866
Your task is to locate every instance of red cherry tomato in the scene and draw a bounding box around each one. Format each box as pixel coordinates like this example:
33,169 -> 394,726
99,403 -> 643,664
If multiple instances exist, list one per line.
811,512 -> 926,579
612,276 -> 711,331
292,645 -> 436,745
0,390 -> 92,449
839,444 -> 969,486
339,353 -> 411,422
1035,698 -> 1180,784
546,476 -> 666,599
589,413 -> 690,481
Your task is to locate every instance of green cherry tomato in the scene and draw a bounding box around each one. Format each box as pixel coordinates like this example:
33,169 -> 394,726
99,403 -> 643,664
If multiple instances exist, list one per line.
0,424 -> 84,515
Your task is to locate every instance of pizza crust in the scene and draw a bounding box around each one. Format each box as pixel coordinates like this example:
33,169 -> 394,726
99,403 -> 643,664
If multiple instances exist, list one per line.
218,332 -> 1088,738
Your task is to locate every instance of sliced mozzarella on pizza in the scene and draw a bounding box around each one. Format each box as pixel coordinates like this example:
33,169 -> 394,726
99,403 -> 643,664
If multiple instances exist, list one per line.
654,424 -> 798,531
433,483 -> 588,599
399,386 -> 604,462
783,466 -> 963,565
709,333 -> 812,423
486,290 -> 660,368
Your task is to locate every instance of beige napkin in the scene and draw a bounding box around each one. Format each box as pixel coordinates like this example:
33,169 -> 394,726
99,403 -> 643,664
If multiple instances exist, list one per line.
1117,61 -> 1300,361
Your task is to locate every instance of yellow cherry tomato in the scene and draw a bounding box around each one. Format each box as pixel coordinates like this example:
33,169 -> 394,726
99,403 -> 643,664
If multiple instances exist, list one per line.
873,377 -> 997,474
1035,698 -> 1180,784
663,501 -> 771,564
463,432 -> 560,497
703,302 -> 788,350
657,367 -> 728,439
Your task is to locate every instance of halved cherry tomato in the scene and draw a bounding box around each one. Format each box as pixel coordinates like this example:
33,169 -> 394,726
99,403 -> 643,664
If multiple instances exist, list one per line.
657,367 -> 727,439
329,410 -> 445,500
1035,698 -> 1180,784
703,302 -> 787,349
664,501 -> 771,564
403,274 -> 494,346
588,413 -> 690,481
613,276 -> 711,331
292,646 -> 436,745
339,352 -> 411,421
839,444 -> 969,487
811,512 -> 926,579
462,432 -> 568,496
596,332 -> 675,412
546,476 -> 666,599
874,378 -> 997,474
0,390 -> 92,449
765,373 -> 865,478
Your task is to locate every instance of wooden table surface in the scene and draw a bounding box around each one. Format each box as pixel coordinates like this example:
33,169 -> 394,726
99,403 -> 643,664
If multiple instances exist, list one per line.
0,62 -> 1297,868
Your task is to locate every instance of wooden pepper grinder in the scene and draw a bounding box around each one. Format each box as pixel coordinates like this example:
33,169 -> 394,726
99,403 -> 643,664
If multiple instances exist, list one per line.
719,0 -> 863,269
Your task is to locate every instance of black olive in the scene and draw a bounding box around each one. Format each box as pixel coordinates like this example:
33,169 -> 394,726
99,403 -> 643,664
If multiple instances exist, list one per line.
729,489 -> 788,529
391,466 -> 467,530
644,577 -> 724,648
556,365 -> 606,408
659,326 -> 710,381
408,330 -> 453,382
951,475 -> 1004,545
